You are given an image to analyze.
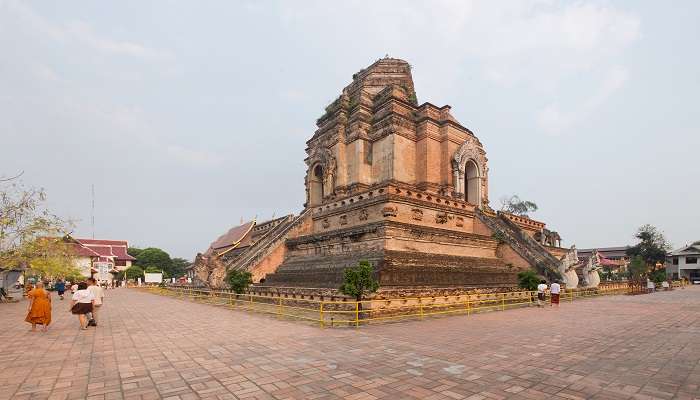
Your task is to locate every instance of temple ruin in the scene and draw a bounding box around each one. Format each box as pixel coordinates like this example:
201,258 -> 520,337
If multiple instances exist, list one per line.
193,58 -> 603,290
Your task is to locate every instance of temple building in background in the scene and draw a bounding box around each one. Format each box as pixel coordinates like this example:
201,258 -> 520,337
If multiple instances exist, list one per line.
666,241 -> 700,282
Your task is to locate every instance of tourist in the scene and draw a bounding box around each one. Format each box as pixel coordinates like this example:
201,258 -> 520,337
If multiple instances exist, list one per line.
86,278 -> 104,327
55,279 -> 66,300
662,279 -> 670,291
70,281 -> 78,294
25,281 -> 52,332
536,280 -> 547,308
647,278 -> 655,294
70,282 -> 94,330
550,281 -> 561,308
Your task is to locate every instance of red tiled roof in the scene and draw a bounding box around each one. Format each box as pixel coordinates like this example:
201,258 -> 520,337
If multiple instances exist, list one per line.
68,243 -> 100,257
85,245 -> 116,258
76,238 -> 129,246
74,238 -> 136,261
110,245 -> 137,261
209,221 -> 255,251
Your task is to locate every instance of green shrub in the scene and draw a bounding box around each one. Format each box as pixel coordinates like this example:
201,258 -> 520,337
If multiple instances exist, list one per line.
226,270 -> 252,294
339,260 -> 379,301
517,270 -> 541,291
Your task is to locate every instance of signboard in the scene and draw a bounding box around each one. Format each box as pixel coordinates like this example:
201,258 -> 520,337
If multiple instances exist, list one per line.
144,272 -> 163,283
94,262 -> 112,281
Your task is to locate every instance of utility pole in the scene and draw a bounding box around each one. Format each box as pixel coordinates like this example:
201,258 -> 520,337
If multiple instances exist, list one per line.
91,184 -> 95,239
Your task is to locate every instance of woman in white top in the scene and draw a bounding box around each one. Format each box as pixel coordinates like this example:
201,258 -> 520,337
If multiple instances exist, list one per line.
70,282 -> 95,330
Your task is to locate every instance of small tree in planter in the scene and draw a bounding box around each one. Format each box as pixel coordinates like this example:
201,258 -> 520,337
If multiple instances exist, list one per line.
226,269 -> 252,294
339,261 -> 379,318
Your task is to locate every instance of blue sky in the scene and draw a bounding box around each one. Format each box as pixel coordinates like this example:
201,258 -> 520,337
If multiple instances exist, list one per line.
2,1 -> 698,258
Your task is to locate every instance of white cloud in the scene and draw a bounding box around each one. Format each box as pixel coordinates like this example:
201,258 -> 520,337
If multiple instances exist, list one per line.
5,0 -> 170,61
536,65 -> 629,135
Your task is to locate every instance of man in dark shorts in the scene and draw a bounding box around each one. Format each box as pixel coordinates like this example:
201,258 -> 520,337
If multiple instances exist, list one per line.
536,280 -> 547,308
55,279 -> 66,300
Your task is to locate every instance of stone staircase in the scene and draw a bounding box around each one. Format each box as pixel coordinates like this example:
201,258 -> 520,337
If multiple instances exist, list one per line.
476,210 -> 562,281
226,209 -> 311,273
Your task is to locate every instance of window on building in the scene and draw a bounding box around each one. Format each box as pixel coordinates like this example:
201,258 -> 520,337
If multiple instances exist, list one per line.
686,256 -> 698,264
672,257 -> 679,265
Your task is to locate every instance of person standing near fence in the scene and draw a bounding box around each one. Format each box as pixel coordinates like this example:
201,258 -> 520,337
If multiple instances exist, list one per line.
550,281 -> 561,308
537,280 -> 547,308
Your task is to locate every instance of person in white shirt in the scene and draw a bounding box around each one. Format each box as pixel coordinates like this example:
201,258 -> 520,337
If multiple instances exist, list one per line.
536,280 -> 548,308
70,282 -> 95,330
87,278 -> 105,327
550,281 -> 561,308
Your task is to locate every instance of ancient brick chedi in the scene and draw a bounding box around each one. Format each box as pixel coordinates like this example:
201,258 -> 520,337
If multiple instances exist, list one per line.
195,57 -> 568,289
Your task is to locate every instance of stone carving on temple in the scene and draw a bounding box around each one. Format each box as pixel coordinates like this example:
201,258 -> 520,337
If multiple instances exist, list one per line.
411,208 -> 423,221
435,212 -> 448,224
558,246 -> 580,288
358,209 -> 368,221
382,206 -> 398,218
339,215 -> 347,225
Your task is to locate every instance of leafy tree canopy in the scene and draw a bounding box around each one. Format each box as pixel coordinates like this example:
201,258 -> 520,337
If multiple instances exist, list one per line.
170,257 -> 190,278
124,265 -> 144,280
0,179 -> 77,279
226,269 -> 252,294
517,270 -> 541,291
500,195 -> 538,216
339,260 -> 379,301
626,224 -> 670,267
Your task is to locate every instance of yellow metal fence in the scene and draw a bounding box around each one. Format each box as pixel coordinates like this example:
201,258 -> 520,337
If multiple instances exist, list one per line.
145,282 -> 683,327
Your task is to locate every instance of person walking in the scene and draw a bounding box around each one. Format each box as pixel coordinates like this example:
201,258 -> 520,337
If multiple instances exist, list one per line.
87,278 -> 104,327
70,282 -> 94,330
70,281 -> 78,294
550,281 -> 561,308
25,281 -> 52,332
536,280 -> 548,308
55,279 -> 66,300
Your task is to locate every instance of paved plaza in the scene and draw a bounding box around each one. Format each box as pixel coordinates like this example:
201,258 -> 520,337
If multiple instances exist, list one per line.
1,288 -> 699,400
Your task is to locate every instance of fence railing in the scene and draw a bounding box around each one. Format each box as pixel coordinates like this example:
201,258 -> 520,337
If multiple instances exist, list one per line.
145,281 -> 686,327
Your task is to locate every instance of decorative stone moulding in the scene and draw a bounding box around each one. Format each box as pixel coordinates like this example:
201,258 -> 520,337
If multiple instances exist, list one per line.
322,218 -> 330,229
339,215 -> 348,225
456,217 -> 464,227
435,212 -> 448,224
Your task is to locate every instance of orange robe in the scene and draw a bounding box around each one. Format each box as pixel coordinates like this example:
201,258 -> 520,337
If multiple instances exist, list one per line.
25,288 -> 52,326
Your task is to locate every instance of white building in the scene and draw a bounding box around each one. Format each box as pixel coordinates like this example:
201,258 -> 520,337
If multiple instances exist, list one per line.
66,237 -> 136,282
666,241 -> 700,283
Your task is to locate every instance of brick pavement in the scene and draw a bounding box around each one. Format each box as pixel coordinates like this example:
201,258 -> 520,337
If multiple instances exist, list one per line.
1,287 -> 699,400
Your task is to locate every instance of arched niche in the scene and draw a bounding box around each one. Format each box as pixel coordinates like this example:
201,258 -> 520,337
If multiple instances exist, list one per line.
452,139 -> 488,208
309,164 -> 324,206
464,160 -> 480,206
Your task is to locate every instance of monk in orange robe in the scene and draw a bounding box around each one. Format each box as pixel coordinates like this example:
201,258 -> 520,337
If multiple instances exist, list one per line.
25,281 -> 52,331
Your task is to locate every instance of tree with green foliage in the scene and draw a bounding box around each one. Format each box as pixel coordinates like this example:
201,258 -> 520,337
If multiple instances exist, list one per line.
135,247 -> 172,270
124,265 -> 144,281
339,260 -> 379,301
127,247 -> 143,260
500,195 -> 538,216
517,270 -> 541,291
626,224 -> 670,267
628,255 -> 647,279
226,269 -> 252,294
170,257 -> 190,278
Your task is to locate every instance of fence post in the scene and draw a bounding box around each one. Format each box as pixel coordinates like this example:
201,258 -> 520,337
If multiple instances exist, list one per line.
278,298 -> 282,318
569,289 -> 573,302
501,293 -> 505,311
419,298 -> 424,320
319,302 -> 325,328
249,294 -> 253,311
467,295 -> 471,316
355,301 -> 359,328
